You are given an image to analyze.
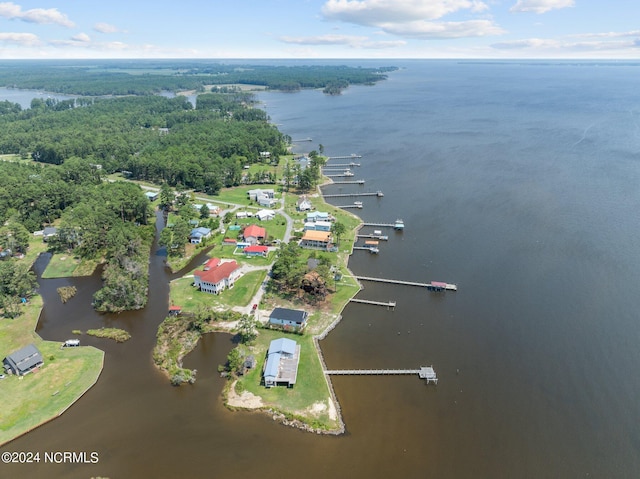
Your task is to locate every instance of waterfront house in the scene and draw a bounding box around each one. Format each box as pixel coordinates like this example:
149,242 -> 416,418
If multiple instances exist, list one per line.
189,227 -> 212,244
268,308 -> 309,331
263,337 -> 300,388
193,259 -> 241,294
304,220 -> 331,232
3,344 -> 43,376
300,230 -> 332,250
306,211 -> 330,222
243,245 -> 269,257
242,224 -> 266,245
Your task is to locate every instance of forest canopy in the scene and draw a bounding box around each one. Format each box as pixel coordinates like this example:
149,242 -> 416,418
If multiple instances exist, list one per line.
0,60 -> 396,96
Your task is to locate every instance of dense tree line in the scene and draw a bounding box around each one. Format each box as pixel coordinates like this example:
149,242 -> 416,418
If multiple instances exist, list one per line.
0,61 -> 396,96
0,93 -> 287,194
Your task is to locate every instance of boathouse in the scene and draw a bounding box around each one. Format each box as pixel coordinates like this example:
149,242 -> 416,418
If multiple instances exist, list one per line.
3,344 -> 43,376
268,308 -> 308,331
263,338 -> 300,388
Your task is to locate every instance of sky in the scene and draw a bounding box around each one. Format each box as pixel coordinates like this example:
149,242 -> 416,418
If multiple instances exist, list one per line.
0,0 -> 638,59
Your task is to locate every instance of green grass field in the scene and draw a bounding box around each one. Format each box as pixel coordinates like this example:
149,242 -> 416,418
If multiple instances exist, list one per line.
40,253 -> 100,278
233,330 -> 339,430
169,269 -> 267,312
0,296 -> 104,445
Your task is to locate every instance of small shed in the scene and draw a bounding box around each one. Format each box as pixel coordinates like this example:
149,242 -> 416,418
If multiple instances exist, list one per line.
169,305 -> 182,316
63,339 -> 80,347
3,344 -> 44,376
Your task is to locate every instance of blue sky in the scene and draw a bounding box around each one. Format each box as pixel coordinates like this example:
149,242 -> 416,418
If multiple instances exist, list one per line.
0,0 -> 638,59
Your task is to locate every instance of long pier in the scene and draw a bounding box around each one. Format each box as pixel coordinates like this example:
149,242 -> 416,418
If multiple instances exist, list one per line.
324,162 -> 360,167
325,173 -> 355,177
356,276 -> 457,291
323,191 -> 383,198
350,298 -> 396,308
325,366 -> 438,383
357,234 -> 388,240
338,204 -> 363,209
292,138 -> 312,142
327,154 -> 362,159
332,180 -> 365,185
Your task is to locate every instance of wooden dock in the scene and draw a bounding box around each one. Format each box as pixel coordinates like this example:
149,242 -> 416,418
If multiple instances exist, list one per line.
323,191 -> 383,198
292,138 -> 312,142
356,276 -> 457,291
357,234 -> 388,240
338,204 -> 363,209
353,246 -> 379,254
324,162 -> 360,167
325,366 -> 437,383
332,180 -> 365,185
350,298 -> 396,308
327,154 -> 362,159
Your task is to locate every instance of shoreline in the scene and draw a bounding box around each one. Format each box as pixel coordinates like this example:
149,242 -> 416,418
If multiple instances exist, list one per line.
222,166 -> 365,435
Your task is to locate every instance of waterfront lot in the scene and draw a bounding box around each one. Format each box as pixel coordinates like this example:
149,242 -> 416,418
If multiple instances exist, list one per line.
0,296 -> 104,445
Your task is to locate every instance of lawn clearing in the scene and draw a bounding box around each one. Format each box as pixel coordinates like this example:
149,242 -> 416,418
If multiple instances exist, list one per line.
0,296 -> 104,445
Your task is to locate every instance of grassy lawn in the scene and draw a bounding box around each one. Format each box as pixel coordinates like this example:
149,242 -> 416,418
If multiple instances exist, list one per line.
0,296 -> 104,445
223,214 -> 288,243
170,269 -> 267,312
234,330 -> 339,430
41,253 -> 100,278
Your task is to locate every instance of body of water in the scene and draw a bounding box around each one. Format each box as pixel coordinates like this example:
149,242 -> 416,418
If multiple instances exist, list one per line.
3,60 -> 640,478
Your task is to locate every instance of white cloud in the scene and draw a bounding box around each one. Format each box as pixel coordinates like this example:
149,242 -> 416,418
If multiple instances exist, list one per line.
71,33 -> 91,43
320,0 -> 502,41
380,19 -> 505,38
93,22 -> 119,34
322,0 -> 489,24
571,30 -> 640,39
0,31 -> 40,46
510,0 -> 574,14
0,2 -> 74,27
279,33 -> 406,49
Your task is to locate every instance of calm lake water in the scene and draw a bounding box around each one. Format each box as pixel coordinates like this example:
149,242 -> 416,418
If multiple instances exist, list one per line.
3,60 -> 640,478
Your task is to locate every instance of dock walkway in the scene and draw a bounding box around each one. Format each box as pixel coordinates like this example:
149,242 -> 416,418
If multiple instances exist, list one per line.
349,298 -> 396,308
356,276 -> 457,291
325,366 -> 438,383
323,191 -> 383,198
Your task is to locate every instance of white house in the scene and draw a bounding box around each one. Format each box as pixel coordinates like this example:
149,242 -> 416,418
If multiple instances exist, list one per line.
193,259 -> 241,294
256,209 -> 276,221
297,196 -> 313,212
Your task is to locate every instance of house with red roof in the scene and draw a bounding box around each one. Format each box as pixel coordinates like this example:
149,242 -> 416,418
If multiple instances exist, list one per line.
242,224 -> 266,245
203,257 -> 221,270
193,259 -> 241,294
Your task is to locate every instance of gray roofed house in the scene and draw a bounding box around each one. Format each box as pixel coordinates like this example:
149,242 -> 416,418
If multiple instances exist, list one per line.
3,344 -> 44,376
263,338 -> 300,388
268,308 -> 309,331
42,226 -> 58,242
